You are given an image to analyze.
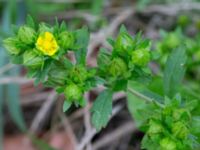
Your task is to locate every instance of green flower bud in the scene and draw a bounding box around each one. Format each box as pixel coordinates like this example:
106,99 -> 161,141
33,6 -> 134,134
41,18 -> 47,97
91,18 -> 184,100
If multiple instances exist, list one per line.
58,31 -> 75,49
131,49 -> 150,66
69,65 -> 88,84
109,57 -> 127,77
160,137 -> 177,150
23,50 -> 44,69
165,33 -> 180,49
3,37 -> 21,55
48,66 -> 67,86
18,26 -> 36,44
114,33 -> 134,54
148,120 -> 163,135
172,121 -> 189,139
64,84 -> 82,100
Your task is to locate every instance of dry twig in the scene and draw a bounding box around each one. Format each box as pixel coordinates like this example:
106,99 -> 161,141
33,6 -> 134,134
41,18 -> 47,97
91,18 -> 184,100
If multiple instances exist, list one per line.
30,91 -> 57,133
92,121 -> 136,150
0,77 -> 33,85
77,104 -> 125,150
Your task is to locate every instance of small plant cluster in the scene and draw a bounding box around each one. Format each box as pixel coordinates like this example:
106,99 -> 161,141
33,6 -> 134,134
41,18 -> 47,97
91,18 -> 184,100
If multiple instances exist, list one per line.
141,95 -> 198,150
3,16 -> 200,150
97,27 -> 151,92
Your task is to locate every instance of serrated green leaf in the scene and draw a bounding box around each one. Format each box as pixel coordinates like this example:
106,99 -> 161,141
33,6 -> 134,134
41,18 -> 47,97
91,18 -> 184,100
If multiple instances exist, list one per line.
91,89 -> 113,131
163,46 -> 187,98
74,27 -> 89,65
62,100 -> 72,112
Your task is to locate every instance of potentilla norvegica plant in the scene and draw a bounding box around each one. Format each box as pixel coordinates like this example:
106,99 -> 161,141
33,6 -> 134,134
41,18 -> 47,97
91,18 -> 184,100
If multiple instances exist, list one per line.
3,16 -> 200,150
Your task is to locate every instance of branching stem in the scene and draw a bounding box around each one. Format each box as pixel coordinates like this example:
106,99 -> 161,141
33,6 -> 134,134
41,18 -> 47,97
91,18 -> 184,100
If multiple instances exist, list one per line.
127,87 -> 164,108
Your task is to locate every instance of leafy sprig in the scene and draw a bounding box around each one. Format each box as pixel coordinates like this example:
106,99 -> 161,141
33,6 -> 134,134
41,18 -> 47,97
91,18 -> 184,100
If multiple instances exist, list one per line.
3,16 -> 200,150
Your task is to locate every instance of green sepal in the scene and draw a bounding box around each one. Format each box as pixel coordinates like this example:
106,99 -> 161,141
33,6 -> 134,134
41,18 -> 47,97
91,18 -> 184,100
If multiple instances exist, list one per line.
58,31 -> 75,50
23,50 -> 44,69
18,25 -> 36,45
3,37 -> 21,55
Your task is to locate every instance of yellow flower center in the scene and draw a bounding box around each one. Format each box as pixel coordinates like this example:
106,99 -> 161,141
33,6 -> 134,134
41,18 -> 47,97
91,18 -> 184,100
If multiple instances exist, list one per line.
36,32 -> 59,56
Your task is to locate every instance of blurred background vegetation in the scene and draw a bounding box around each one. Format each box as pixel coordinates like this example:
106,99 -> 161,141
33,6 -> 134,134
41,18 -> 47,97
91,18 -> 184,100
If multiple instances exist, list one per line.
0,0 -> 200,150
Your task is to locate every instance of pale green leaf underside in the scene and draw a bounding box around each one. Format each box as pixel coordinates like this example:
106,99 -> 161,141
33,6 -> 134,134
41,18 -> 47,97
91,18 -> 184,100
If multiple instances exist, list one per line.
164,46 -> 187,98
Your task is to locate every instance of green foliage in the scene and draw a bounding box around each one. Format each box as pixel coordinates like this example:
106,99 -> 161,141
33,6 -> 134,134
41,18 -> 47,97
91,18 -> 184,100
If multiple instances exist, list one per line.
7,83 -> 26,132
91,89 -> 113,131
127,80 -> 163,128
141,96 -> 199,150
3,17 -> 200,150
98,26 -> 152,91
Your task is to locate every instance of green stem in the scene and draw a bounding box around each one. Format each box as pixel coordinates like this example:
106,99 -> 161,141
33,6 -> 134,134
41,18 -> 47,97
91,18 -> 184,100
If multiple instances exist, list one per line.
127,87 -> 164,108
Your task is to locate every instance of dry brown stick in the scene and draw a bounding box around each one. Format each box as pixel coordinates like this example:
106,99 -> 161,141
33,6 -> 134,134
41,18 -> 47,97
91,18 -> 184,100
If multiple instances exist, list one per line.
92,121 -> 136,150
21,91 -> 52,106
59,111 -> 78,150
69,90 -> 125,123
143,2 -> 200,16
77,104 -> 125,150
83,92 -> 93,150
47,2 -> 200,24
87,2 -> 200,65
54,10 -> 99,23
29,91 -> 57,133
87,7 -> 135,65
77,128 -> 97,150
0,63 -> 15,75
0,77 -> 33,84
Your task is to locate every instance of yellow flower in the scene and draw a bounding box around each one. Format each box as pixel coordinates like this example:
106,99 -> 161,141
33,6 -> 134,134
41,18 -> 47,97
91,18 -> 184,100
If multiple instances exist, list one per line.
36,32 -> 59,56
